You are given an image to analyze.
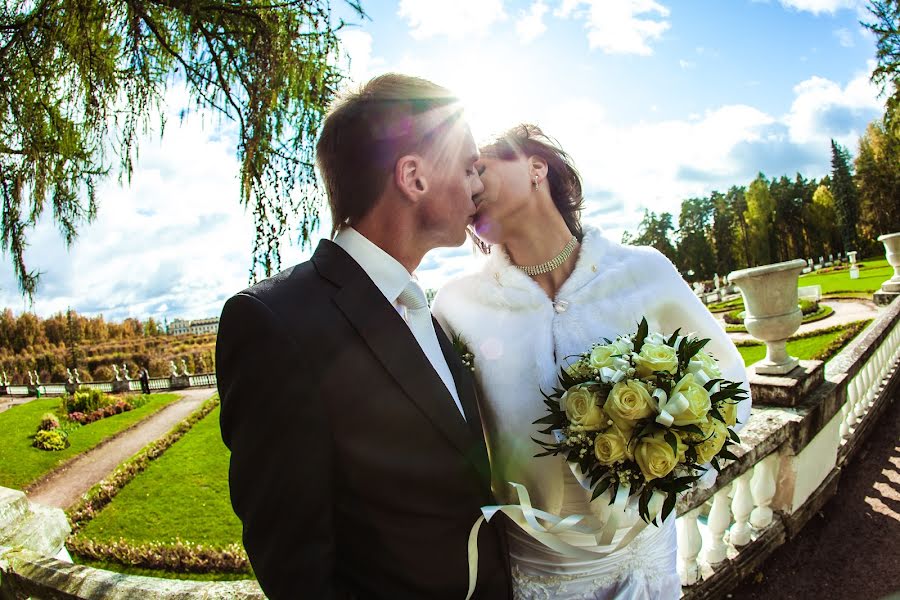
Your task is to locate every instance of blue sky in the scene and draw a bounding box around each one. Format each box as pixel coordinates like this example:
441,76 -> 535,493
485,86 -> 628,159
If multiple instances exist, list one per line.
0,0 -> 886,322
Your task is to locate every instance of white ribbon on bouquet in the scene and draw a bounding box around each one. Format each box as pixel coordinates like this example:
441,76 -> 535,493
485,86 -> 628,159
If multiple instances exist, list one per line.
465,481 -> 665,600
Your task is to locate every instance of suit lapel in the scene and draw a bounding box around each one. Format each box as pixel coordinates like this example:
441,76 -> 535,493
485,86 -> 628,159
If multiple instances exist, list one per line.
313,241 -> 484,471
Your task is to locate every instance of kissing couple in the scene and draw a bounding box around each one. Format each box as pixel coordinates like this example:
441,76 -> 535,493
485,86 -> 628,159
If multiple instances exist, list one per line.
216,73 -> 751,599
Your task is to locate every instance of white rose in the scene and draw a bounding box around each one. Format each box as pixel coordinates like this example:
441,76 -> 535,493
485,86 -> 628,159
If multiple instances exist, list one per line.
635,342 -> 679,377
563,385 -> 606,430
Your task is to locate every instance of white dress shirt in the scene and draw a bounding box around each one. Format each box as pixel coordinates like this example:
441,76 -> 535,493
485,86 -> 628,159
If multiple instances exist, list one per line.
333,227 -> 465,419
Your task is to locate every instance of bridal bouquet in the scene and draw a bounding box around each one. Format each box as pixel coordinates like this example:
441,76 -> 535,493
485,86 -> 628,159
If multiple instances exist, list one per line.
534,318 -> 747,525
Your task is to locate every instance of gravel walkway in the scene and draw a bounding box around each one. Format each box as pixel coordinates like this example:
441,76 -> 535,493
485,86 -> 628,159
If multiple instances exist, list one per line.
0,395 -> 36,414
724,299 -> 881,343
730,390 -> 900,600
25,388 -> 216,509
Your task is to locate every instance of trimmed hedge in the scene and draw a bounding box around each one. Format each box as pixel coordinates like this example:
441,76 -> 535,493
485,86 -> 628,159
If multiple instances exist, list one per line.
68,537 -> 249,574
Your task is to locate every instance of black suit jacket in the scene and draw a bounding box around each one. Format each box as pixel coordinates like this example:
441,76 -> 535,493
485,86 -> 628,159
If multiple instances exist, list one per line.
217,240 -> 512,599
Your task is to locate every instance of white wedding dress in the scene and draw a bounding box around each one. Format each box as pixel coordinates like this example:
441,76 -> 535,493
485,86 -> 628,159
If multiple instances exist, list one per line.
433,227 -> 751,600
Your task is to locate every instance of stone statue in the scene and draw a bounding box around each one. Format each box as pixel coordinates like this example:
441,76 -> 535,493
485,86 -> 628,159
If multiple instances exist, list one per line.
112,364 -> 121,381
692,281 -> 704,295
73,368 -> 81,384
66,368 -> 74,384
32,370 -> 40,385
121,363 -> 131,381
27,371 -> 33,386
180,359 -> 191,377
0,371 -> 7,386
169,360 -> 179,377
713,273 -> 721,290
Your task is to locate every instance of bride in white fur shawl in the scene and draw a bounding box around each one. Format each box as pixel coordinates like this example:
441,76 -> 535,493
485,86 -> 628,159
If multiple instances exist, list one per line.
432,124 -> 751,600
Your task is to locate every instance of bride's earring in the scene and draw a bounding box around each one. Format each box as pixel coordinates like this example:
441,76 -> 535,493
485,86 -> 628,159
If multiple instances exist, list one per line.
533,175 -> 539,191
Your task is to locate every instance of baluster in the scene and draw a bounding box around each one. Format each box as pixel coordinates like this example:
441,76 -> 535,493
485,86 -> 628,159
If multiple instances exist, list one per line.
730,470 -> 754,546
846,374 -> 860,430
704,484 -> 732,565
854,361 -> 871,420
678,509 -> 703,586
750,454 -> 778,529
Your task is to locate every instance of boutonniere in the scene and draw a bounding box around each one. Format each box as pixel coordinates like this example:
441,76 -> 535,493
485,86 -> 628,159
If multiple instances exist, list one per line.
451,333 -> 475,373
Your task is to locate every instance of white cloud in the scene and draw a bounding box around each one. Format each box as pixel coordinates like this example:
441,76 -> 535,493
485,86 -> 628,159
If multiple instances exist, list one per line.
338,29 -> 383,85
556,0 -> 670,55
833,27 -> 854,47
784,67 -> 883,146
516,0 -> 549,43
679,59 -> 696,69
778,0 -> 863,15
397,0 -> 507,40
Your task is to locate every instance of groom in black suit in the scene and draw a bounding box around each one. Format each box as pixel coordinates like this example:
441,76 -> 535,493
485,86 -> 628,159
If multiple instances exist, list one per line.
216,73 -> 511,599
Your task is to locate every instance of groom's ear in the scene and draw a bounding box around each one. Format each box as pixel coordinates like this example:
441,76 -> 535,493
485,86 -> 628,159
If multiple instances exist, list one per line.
395,154 -> 428,203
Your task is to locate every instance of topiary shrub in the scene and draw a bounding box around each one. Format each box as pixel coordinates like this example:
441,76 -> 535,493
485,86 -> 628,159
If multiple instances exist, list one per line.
33,429 -> 69,451
38,412 -> 60,431
64,387 -> 110,415
723,308 -> 745,325
799,299 -> 819,315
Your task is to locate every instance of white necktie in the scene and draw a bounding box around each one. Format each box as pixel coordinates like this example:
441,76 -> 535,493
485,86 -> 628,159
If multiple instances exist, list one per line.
397,280 -> 466,420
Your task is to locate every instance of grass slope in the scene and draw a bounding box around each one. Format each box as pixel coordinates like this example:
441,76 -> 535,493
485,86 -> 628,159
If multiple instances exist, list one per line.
797,258 -> 891,295
74,405 -> 242,548
0,393 -> 180,490
737,322 -> 868,366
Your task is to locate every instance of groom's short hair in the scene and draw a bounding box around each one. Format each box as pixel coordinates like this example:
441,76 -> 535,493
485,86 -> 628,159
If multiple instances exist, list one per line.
316,73 -> 463,236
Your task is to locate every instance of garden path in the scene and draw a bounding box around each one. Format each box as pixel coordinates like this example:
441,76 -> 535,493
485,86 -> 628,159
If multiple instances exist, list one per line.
723,299 -> 881,343
25,388 -> 216,509
0,396 -> 36,414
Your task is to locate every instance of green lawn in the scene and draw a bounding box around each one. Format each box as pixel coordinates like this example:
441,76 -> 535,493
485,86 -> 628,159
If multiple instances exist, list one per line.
0,393 -> 180,490
73,405 -> 242,548
70,557 -> 253,582
797,258 -> 892,295
737,321 -> 869,366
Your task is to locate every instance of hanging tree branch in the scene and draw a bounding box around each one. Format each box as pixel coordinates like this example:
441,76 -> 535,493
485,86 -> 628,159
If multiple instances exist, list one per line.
0,0 -> 366,297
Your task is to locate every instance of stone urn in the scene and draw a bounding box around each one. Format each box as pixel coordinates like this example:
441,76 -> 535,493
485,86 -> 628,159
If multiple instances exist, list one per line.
729,259 -> 807,375
877,232 -> 900,293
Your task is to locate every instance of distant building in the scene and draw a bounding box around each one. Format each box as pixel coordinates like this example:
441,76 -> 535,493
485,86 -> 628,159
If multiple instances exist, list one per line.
168,317 -> 219,336
190,317 -> 219,335
169,318 -> 190,336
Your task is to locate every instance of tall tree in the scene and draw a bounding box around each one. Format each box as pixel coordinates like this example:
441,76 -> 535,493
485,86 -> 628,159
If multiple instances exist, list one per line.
726,185 -> 751,269
855,117 -> 900,249
675,196 -> 716,281
744,174 -> 776,266
1,0 -> 364,296
864,1 -> 900,137
805,184 -> 842,259
829,140 -> 860,252
624,209 -> 678,264
711,190 -> 738,275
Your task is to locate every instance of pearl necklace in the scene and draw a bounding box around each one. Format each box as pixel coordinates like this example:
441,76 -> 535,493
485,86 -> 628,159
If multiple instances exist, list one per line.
513,236 -> 579,276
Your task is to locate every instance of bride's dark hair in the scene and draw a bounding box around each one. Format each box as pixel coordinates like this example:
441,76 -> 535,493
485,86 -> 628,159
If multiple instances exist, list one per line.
470,124 -> 585,253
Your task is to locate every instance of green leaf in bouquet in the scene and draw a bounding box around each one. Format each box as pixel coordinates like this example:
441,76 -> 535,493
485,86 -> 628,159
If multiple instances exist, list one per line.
664,431 -> 679,456
685,445 -> 698,462
666,329 -> 682,346
728,428 -> 741,444
718,448 -> 739,461
703,378 -> 724,392
533,413 -> 563,425
709,406 -> 725,423
671,423 -> 704,436
591,477 -> 612,502
607,480 -> 620,505
638,485 -> 653,524
634,317 -> 649,352
661,491 -> 677,524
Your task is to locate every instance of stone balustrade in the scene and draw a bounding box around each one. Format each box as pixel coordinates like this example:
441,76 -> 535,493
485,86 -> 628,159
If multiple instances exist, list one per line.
0,373 -> 217,398
675,294 -> 900,598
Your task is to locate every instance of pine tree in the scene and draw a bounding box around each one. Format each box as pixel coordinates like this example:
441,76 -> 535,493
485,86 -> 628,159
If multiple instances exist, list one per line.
829,140 -> 860,253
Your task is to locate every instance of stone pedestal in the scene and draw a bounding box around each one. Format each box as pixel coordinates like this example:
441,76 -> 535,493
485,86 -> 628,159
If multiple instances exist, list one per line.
874,290 -> 899,306
112,379 -> 130,393
748,360 -> 824,407
170,375 -> 190,390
